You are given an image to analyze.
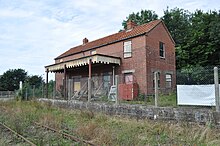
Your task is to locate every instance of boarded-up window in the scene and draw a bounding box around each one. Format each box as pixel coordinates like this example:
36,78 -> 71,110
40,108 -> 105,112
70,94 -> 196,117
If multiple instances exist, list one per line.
125,73 -> 133,84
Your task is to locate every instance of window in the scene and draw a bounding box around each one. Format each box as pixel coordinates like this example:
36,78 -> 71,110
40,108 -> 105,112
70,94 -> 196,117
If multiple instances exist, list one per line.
166,74 -> 172,88
124,41 -> 132,58
159,42 -> 165,58
124,73 -> 133,84
103,72 -> 111,90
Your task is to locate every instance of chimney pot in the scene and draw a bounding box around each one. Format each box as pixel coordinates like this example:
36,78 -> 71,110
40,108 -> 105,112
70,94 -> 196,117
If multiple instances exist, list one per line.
126,20 -> 137,30
83,38 -> 89,44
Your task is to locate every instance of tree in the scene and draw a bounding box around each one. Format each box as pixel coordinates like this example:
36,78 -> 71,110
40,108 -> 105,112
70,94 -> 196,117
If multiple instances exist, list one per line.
122,10 -> 158,29
205,11 -> 220,65
0,69 -> 27,91
184,10 -> 220,67
26,75 -> 43,88
162,7 -> 192,69
122,8 -> 220,69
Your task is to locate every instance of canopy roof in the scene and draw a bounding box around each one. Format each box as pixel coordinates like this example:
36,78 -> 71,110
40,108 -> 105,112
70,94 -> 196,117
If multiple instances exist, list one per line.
45,54 -> 121,72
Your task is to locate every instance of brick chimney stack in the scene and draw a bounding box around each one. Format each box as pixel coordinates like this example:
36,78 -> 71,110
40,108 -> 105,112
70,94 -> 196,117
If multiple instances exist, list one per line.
126,20 -> 137,30
83,38 -> 89,44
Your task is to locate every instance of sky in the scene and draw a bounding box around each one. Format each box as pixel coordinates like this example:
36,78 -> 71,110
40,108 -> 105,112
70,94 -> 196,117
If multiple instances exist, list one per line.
0,0 -> 219,80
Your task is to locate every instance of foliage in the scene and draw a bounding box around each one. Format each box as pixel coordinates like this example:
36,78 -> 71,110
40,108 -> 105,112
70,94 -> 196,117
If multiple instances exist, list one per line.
18,79 -> 55,100
122,8 -> 220,69
176,65 -> 214,85
26,75 -> 43,88
48,80 -> 55,94
0,69 -> 27,91
0,69 -> 46,93
122,93 -> 177,107
0,69 -> 55,99
162,8 -> 192,69
122,9 -> 158,29
1,100 -> 220,145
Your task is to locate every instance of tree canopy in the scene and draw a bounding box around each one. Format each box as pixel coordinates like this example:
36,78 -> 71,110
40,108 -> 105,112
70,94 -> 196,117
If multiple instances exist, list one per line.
122,10 -> 158,29
0,69 -> 27,91
122,8 -> 220,69
0,69 -> 44,91
26,75 -> 43,88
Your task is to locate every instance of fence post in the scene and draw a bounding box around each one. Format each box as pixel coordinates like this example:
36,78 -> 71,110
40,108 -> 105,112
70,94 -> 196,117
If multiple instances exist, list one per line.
154,72 -> 159,107
33,85 -> 35,98
46,69 -> 49,99
53,81 -> 56,99
25,88 -> 28,100
88,78 -> 91,102
115,75 -> 119,105
214,67 -> 220,112
42,82 -> 44,98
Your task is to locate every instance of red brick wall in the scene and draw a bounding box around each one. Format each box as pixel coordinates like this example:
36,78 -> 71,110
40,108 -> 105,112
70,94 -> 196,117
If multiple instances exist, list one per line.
55,36 -> 148,94
54,22 -> 176,95
146,22 -> 176,94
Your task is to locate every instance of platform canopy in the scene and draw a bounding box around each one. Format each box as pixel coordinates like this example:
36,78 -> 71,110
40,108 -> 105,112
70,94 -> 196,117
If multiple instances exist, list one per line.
45,54 -> 121,72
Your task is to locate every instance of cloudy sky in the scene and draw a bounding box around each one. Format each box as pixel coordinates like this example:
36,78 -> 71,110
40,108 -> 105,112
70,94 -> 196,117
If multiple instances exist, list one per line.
0,0 -> 219,80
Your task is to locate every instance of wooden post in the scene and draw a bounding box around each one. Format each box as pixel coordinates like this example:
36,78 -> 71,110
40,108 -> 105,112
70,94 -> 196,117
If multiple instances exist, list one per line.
88,59 -> 92,102
113,66 -> 115,85
33,85 -> 35,98
214,67 -> 219,112
42,81 -> 44,98
64,65 -> 67,99
154,72 -> 158,107
45,72 -> 48,99
25,88 -> 28,100
115,75 -> 119,105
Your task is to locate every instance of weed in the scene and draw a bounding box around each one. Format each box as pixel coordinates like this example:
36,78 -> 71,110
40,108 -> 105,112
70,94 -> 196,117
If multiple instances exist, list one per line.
76,122 -> 98,140
79,110 -> 95,120
0,100 -> 220,145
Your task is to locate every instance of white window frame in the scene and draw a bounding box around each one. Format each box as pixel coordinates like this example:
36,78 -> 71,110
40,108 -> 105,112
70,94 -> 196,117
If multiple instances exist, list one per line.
124,41 -> 132,58
159,42 -> 165,58
165,74 -> 172,88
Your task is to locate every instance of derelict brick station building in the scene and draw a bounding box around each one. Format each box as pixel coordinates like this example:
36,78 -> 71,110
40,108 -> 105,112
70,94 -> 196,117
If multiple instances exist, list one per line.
45,20 -> 176,100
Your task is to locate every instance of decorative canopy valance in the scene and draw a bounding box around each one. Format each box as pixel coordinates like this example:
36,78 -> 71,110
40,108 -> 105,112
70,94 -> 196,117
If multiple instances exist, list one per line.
45,54 -> 121,72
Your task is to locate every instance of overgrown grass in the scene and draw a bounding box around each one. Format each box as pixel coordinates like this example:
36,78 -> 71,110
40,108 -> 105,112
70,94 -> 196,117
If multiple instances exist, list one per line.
122,92 -> 177,107
0,100 -> 220,145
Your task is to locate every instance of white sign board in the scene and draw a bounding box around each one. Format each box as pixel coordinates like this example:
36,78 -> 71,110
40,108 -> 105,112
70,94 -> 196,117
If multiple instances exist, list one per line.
177,84 -> 220,106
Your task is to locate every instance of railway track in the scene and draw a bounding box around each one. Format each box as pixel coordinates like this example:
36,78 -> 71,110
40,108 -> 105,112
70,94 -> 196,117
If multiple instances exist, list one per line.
34,122 -> 96,146
0,122 -> 36,146
0,121 -> 96,146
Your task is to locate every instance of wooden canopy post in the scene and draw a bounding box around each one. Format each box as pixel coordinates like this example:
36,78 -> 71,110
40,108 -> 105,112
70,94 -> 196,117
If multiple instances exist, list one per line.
112,66 -> 115,85
88,59 -> 92,102
64,64 -> 67,100
46,69 -> 49,99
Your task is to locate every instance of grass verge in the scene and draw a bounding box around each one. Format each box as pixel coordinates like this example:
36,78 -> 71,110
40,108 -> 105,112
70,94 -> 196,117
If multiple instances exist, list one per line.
0,100 -> 220,145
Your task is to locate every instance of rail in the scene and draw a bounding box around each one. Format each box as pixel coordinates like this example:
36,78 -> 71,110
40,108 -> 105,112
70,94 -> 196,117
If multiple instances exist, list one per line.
0,122 -> 36,146
34,122 -> 96,146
